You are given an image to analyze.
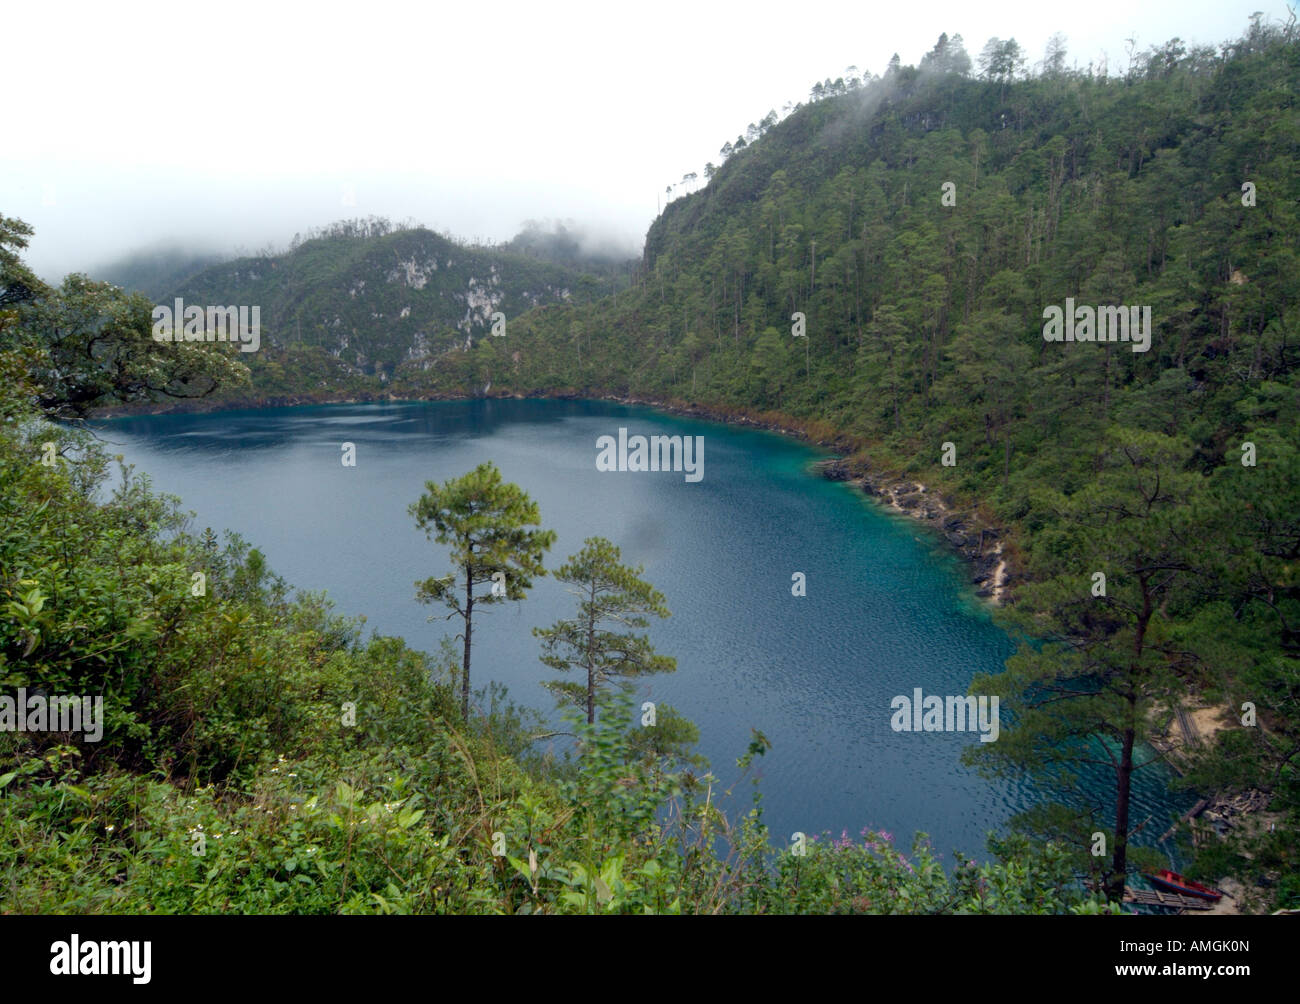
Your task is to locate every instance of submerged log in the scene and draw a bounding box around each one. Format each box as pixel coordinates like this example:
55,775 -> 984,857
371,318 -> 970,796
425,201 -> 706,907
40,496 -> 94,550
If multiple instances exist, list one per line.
1158,797 -> 1211,843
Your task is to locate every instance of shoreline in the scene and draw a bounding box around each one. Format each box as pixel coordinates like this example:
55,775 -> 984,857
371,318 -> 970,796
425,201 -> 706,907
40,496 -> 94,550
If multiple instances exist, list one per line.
92,386 -> 1280,907
91,387 -> 1015,606
812,465 -> 1010,605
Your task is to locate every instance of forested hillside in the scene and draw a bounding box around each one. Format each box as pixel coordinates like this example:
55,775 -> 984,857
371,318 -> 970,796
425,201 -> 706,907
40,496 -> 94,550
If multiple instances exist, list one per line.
93,244 -> 229,303
129,217 -> 633,402
355,19 -> 1300,904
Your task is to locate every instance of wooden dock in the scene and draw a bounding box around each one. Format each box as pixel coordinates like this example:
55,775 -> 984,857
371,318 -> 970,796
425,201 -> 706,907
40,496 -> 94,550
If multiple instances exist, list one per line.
1123,886 -> 1216,911
1175,705 -> 1201,747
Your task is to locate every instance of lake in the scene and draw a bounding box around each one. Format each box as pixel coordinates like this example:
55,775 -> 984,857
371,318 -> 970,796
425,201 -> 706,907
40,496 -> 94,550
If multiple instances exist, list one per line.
93,398 -> 1185,860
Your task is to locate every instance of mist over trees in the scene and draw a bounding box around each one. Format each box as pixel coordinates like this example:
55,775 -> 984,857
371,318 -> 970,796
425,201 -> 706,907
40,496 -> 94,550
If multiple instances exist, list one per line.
505,219 -> 640,267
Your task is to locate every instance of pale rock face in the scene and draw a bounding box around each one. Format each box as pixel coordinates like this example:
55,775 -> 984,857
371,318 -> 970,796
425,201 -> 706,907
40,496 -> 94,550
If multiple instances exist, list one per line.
407,331 -> 431,360
458,277 -> 503,331
389,258 -> 432,289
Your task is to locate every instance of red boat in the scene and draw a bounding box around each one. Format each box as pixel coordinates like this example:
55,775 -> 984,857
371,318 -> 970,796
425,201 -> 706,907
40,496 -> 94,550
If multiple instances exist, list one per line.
1144,869 -> 1223,901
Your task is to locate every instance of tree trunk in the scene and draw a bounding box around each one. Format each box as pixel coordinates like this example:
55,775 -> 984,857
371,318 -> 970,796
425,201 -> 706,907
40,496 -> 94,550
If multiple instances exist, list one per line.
1109,716 -> 1136,901
1109,575 -> 1152,901
585,581 -> 597,724
462,563 -> 473,720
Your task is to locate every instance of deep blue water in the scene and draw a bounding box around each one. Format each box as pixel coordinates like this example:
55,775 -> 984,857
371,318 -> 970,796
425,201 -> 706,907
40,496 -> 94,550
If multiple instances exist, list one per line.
93,398 -> 1185,860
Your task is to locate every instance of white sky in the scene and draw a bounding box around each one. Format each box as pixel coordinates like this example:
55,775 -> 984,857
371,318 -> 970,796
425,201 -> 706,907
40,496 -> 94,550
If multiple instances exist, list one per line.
4,0 -> 1293,279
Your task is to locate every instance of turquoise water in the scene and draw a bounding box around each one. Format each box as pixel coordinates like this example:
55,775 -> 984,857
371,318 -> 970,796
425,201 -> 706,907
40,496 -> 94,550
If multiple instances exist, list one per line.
94,398 -> 1185,859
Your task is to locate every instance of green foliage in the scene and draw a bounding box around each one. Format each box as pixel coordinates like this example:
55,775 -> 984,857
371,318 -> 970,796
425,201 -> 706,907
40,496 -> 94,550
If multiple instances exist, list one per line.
534,536 -> 675,723
625,701 -> 707,773
409,461 -> 556,719
0,215 -> 48,309
5,272 -> 249,420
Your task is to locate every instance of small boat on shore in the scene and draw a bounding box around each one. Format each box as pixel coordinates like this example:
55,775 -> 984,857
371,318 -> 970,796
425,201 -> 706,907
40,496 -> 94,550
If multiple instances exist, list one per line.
1144,869 -> 1223,901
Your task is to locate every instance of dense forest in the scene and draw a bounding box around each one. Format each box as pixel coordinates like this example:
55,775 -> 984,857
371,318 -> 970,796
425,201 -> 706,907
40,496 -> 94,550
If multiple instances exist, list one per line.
2,14 -> 1297,912
89,217 -> 633,402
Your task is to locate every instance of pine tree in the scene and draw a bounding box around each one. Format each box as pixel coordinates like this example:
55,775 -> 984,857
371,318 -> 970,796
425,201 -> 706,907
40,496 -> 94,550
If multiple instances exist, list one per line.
534,537 -> 675,724
410,462 -> 555,719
